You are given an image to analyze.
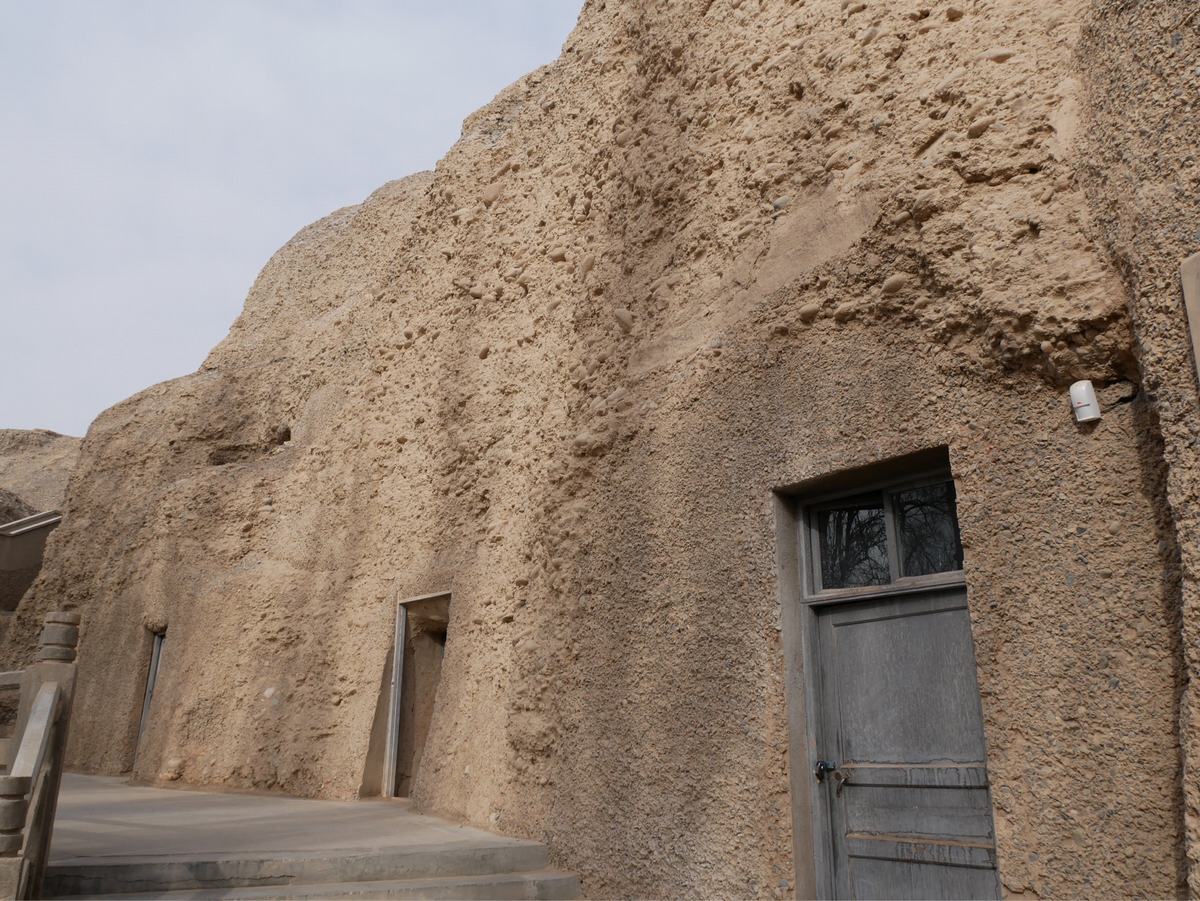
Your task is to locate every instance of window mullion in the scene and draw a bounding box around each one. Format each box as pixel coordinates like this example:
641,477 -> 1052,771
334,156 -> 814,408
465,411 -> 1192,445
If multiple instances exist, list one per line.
882,491 -> 901,583
807,509 -> 825,594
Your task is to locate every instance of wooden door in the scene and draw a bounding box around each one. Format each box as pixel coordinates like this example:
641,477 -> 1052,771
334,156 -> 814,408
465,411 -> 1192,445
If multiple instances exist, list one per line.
812,588 -> 1000,899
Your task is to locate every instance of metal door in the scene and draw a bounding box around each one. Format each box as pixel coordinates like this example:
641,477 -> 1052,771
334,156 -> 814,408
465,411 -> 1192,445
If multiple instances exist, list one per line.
812,588 -> 1000,899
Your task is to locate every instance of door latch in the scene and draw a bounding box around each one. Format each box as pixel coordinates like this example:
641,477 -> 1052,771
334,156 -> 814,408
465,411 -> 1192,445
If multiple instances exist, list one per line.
832,767 -> 850,796
814,760 -> 838,782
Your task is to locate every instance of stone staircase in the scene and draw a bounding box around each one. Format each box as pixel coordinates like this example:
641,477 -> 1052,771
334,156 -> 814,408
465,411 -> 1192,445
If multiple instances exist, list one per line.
44,842 -> 581,899
45,774 -> 580,901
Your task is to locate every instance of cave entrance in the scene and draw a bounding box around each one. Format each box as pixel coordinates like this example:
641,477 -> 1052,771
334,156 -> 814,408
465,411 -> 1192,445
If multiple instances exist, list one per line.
384,592 -> 451,798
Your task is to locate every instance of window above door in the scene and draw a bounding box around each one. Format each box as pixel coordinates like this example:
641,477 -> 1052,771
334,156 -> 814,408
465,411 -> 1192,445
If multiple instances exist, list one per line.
806,473 -> 964,598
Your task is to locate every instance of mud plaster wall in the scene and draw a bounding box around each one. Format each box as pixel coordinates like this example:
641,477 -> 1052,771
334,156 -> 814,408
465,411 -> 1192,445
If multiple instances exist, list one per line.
1077,2 -> 1200,893
6,0 -> 1193,897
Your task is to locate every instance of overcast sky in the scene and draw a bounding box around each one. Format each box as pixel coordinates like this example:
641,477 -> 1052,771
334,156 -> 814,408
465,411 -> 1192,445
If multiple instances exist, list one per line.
0,1 -> 582,436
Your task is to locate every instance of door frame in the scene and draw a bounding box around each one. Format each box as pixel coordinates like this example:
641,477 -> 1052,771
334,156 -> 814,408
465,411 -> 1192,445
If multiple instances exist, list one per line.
134,628 -> 166,760
774,447 -> 976,898
383,590 -> 451,798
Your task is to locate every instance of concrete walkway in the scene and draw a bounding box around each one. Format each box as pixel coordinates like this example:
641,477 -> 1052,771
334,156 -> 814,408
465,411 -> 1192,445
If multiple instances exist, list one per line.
51,773 -> 521,865
46,774 -> 580,899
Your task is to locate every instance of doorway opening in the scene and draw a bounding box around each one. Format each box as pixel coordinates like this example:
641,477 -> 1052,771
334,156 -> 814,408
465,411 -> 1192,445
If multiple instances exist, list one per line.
136,629 -> 165,752
383,592 -> 451,798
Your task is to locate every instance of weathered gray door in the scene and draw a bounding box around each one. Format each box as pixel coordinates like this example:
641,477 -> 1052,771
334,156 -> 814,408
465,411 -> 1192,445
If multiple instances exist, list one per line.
813,588 -> 1000,899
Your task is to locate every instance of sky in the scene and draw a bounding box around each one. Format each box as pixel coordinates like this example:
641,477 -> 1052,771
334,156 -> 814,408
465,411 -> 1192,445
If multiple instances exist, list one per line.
0,1 -> 583,436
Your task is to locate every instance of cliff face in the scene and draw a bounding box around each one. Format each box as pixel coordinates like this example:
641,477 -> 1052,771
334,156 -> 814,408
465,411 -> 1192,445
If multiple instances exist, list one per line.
0,490 -> 33,526
10,0 -> 1197,897
0,430 -> 80,512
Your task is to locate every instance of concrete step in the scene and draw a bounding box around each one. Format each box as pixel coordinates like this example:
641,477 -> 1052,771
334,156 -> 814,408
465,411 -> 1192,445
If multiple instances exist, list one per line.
81,869 -> 583,900
45,842 -> 553,898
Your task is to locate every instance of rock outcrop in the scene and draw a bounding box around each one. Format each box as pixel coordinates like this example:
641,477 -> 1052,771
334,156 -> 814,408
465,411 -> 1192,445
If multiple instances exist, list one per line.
0,490 -> 33,526
0,430 -> 81,512
7,1 -> 1197,897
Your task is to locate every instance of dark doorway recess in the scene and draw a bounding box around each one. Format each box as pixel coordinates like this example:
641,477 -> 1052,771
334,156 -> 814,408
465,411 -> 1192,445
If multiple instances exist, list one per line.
136,629 -> 165,757
384,593 -> 451,798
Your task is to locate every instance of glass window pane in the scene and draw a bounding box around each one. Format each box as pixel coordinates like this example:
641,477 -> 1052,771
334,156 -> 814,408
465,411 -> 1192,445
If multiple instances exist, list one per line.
816,497 -> 890,589
894,481 -> 963,577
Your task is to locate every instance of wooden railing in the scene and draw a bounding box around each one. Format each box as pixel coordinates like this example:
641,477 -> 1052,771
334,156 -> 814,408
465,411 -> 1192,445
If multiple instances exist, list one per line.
0,612 -> 80,900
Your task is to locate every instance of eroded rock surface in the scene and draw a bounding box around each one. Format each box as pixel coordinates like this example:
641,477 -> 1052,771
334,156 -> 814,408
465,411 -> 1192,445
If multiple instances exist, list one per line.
8,1 -> 1196,897
0,489 -> 33,526
0,429 -> 81,512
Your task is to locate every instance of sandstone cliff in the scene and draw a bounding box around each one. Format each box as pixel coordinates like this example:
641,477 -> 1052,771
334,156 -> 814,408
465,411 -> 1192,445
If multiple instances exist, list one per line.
9,1 -> 1198,898
0,490 -> 33,526
0,429 -> 81,512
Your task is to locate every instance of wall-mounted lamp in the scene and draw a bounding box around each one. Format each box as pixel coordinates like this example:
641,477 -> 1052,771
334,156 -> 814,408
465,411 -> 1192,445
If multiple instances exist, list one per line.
1070,380 -> 1101,423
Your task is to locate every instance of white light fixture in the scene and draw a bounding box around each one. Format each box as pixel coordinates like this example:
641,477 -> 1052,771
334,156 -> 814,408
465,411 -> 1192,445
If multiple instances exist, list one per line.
1069,380 -> 1101,423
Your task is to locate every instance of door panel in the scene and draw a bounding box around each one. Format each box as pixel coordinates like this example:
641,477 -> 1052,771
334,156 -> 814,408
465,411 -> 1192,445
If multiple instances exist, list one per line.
827,601 -> 986,763
848,856 -> 999,901
843,783 -> 995,840
815,589 -> 999,900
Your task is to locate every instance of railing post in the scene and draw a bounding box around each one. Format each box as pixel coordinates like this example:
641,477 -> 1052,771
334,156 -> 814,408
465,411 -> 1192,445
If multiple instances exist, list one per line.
35,613 -> 79,664
0,777 -> 29,856
0,611 -> 82,900
0,775 -> 26,897
15,612 -> 79,746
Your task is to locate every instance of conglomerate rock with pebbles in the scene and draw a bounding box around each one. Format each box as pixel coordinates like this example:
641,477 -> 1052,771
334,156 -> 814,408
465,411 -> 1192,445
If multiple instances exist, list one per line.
8,1 -> 1198,897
